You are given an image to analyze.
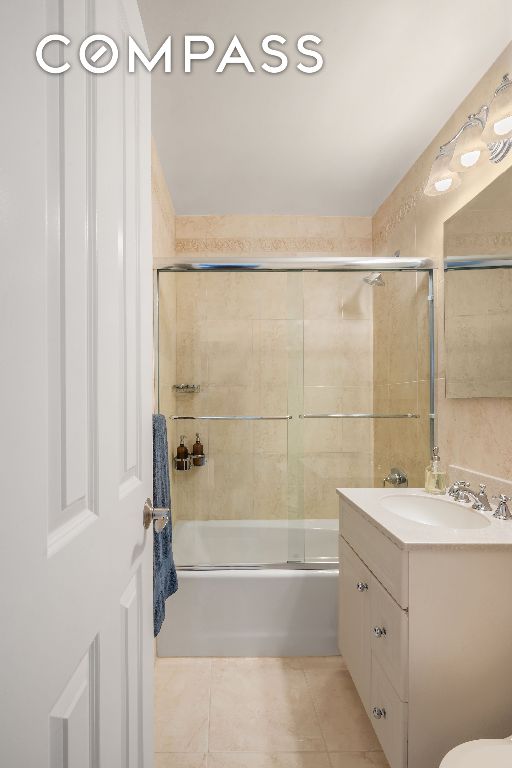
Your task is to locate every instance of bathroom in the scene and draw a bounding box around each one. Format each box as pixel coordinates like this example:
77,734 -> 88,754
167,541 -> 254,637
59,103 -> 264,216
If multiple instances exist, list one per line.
148,7 -> 512,764
3,2 -> 512,768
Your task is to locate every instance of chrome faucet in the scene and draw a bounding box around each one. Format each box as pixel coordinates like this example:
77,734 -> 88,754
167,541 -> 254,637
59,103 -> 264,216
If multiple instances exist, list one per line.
447,480 -> 470,500
448,481 -> 492,511
465,485 -> 492,511
492,494 -> 512,520
383,467 -> 408,488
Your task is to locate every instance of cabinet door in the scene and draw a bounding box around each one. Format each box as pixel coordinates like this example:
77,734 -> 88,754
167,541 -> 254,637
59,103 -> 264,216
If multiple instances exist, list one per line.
339,538 -> 372,709
370,574 -> 409,701
370,656 -> 408,768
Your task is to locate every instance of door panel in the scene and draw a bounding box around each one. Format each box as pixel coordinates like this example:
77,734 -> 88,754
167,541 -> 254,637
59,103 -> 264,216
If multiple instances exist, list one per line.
0,1 -> 153,766
49,639 -> 100,768
46,0 -> 98,547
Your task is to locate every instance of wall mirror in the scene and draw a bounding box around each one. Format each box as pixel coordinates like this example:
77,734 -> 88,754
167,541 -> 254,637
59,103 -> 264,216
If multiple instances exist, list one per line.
444,167 -> 512,398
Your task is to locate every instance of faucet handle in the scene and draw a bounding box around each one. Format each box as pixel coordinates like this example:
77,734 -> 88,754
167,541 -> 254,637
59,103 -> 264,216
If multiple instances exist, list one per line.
448,480 -> 469,497
492,494 -> 512,520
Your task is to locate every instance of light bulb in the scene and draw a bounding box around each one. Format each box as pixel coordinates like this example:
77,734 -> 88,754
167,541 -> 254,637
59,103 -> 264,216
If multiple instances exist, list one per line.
434,178 -> 453,192
459,150 -> 481,168
494,115 -> 512,136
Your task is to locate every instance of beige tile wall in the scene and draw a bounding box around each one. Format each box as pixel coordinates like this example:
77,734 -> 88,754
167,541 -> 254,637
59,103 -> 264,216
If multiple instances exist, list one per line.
174,215 -> 372,258
372,43 -> 512,484
303,272 -> 374,518
161,216 -> 374,521
372,271 -> 431,487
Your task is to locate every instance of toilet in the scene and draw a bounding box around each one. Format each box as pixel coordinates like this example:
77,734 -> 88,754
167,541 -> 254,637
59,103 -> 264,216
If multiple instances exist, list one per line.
440,737 -> 512,767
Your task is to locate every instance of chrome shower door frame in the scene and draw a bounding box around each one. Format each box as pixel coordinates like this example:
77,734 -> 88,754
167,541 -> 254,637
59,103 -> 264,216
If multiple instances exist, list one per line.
154,256 -> 436,569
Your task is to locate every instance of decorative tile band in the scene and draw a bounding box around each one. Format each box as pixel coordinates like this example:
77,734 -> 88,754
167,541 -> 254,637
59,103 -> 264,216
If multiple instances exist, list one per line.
445,231 -> 512,255
176,236 -> 372,255
373,182 -> 426,249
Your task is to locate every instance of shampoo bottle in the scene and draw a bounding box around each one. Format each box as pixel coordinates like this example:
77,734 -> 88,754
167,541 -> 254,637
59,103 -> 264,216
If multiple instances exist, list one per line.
176,435 -> 189,470
425,446 -> 447,495
192,433 -> 205,466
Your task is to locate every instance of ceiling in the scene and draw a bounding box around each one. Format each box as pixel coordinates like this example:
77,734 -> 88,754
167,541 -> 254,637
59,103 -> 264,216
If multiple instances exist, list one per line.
138,0 -> 512,216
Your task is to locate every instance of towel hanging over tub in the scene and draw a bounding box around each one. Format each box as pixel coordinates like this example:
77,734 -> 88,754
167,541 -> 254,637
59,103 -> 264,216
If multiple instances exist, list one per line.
153,413 -> 178,637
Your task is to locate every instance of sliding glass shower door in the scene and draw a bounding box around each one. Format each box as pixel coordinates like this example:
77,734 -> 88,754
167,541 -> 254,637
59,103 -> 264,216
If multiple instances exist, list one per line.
157,264 -> 433,568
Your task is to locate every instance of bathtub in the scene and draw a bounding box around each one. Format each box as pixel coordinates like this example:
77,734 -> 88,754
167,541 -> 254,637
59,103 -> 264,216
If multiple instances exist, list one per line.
156,519 -> 340,657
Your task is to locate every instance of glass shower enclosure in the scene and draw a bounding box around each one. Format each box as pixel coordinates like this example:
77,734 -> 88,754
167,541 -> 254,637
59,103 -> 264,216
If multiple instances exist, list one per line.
156,256 -> 434,569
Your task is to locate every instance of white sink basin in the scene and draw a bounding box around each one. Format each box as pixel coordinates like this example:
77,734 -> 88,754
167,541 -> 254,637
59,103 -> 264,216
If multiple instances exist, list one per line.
381,494 -> 491,530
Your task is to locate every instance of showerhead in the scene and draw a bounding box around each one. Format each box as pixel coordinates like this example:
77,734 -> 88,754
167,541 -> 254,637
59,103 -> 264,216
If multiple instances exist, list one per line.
363,272 -> 385,287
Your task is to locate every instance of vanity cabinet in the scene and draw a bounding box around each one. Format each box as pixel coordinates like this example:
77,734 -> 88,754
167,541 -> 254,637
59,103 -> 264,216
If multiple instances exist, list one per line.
338,496 -> 512,768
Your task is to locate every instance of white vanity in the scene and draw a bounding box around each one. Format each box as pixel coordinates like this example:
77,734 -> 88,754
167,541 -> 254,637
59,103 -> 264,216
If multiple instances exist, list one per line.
337,487 -> 512,768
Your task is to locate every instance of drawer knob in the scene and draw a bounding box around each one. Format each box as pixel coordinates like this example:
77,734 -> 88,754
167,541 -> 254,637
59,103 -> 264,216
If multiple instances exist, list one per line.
372,707 -> 386,720
373,626 -> 387,638
356,581 -> 369,592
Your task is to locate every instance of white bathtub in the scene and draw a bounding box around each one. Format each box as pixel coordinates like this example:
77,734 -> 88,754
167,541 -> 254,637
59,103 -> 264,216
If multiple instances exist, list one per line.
172,518 -> 339,566
157,519 -> 340,657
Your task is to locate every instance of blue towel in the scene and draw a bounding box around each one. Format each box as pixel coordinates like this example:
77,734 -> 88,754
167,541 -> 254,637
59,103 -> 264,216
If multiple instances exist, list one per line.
153,414 -> 178,637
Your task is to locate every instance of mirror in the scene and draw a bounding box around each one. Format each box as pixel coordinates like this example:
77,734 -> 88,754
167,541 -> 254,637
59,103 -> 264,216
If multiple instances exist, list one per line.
444,167 -> 512,398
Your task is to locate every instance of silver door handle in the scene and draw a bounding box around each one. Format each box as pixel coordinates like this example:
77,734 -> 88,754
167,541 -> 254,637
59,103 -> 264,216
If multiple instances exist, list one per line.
143,498 -> 169,532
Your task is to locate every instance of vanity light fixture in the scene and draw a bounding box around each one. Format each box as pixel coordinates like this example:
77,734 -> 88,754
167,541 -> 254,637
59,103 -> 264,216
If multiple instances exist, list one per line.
424,73 -> 512,197
424,143 -> 461,197
448,108 -> 489,172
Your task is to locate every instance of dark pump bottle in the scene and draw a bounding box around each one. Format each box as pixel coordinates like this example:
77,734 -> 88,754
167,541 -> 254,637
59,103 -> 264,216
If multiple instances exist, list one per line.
176,435 -> 189,470
192,433 -> 205,466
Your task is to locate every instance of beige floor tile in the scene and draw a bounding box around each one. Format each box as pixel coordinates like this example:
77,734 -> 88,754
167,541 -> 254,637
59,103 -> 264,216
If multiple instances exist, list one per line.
209,659 -> 325,752
155,659 -> 211,753
211,658 -> 303,671
305,670 -> 380,752
156,755 -> 207,768
328,752 -> 389,768
208,754 -> 331,768
289,657 -> 347,671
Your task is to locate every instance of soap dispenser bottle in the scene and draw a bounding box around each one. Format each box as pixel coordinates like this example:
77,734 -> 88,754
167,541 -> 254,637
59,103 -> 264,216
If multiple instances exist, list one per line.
425,446 -> 447,495
192,433 -> 205,466
176,435 -> 189,470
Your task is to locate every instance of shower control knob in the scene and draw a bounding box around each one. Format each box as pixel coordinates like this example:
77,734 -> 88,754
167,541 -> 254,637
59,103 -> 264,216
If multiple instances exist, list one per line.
356,581 -> 369,592
373,626 -> 387,638
372,707 -> 386,720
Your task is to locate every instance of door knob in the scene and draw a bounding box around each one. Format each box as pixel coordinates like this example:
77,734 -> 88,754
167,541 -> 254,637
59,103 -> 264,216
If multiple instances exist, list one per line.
373,626 -> 387,638
356,581 -> 369,592
372,707 -> 386,720
143,498 -> 170,532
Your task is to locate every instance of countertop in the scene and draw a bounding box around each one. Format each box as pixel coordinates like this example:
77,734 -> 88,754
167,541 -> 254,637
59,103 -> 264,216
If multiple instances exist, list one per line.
336,487 -> 512,550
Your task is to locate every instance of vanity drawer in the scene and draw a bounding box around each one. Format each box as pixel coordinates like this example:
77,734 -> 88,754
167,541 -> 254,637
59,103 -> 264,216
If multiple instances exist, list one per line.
340,500 -> 409,608
370,655 -> 408,768
370,574 -> 408,701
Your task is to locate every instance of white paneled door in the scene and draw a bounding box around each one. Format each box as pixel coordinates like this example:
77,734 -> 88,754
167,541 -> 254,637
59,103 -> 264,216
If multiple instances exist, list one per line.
0,1 -> 153,767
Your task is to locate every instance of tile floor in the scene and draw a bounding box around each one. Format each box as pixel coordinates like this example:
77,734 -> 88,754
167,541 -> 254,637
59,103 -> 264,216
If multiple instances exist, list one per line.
155,656 -> 389,768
